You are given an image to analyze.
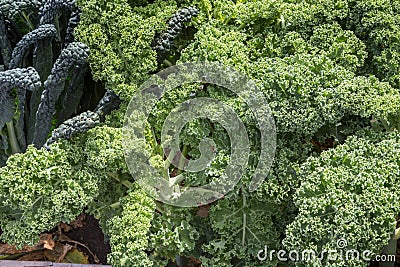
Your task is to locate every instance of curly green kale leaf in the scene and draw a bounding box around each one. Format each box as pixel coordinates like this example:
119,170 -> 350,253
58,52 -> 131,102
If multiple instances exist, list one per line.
148,206 -> 199,266
75,0 -> 177,94
284,130 -> 400,267
310,23 -> 368,72
105,184 -> 155,267
0,141 -> 100,247
347,0 -> 400,86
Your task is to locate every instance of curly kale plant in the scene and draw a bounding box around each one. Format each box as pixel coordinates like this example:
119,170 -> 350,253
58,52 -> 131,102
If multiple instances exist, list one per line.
71,0 -> 400,266
106,185 -> 156,267
1,0 -> 400,267
284,129 -> 400,267
0,141 -> 101,247
0,125 -> 126,247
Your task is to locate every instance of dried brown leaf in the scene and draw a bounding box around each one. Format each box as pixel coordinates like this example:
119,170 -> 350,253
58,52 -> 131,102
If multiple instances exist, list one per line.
44,242 -> 69,262
59,222 -> 72,232
37,234 -> 55,250
58,233 -> 100,264
16,250 -> 45,261
69,214 -> 86,229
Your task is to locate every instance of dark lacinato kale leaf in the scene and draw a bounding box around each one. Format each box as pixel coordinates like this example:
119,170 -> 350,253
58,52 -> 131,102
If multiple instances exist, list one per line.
45,89 -> 121,148
8,24 -> 56,69
94,89 -> 122,122
56,63 -> 88,123
39,0 -> 82,45
64,9 -> 81,47
152,6 -> 199,55
45,111 -> 100,148
39,0 -> 76,25
0,67 -> 41,131
33,42 -> 89,148
0,67 -> 41,156
0,12 -> 12,69
0,0 -> 45,20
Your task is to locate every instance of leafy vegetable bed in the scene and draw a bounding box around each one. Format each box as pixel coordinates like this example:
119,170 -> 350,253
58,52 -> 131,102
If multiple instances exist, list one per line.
1,0 -> 400,266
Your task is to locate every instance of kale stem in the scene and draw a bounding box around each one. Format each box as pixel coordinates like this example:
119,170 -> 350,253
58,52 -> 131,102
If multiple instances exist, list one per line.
110,202 -> 121,209
150,125 -> 161,154
169,173 -> 185,187
54,16 -> 62,41
21,11 -> 34,31
242,185 -> 246,246
155,201 -> 165,214
164,151 -> 174,177
176,145 -> 188,175
6,121 -> 21,154
107,172 -> 120,182
163,59 -> 173,67
238,22 -> 247,30
107,172 -> 132,189
121,180 -> 133,188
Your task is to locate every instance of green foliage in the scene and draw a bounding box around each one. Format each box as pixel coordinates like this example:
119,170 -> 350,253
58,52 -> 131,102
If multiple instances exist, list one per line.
0,142 -> 99,247
73,0 -> 400,266
337,76 -> 400,129
0,126 -> 125,247
148,206 -> 199,266
0,67 -> 41,161
310,23 -> 368,72
106,184 -> 155,267
346,0 -> 400,86
199,191 -> 281,267
83,126 -> 133,229
75,0 -> 177,97
247,54 -> 354,136
2,0 -> 400,266
0,0 -> 102,168
284,129 -> 400,266
179,21 -> 251,70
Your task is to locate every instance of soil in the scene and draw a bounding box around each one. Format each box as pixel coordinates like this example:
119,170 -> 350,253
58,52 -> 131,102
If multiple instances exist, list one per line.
0,213 -> 110,265
59,214 -> 110,264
